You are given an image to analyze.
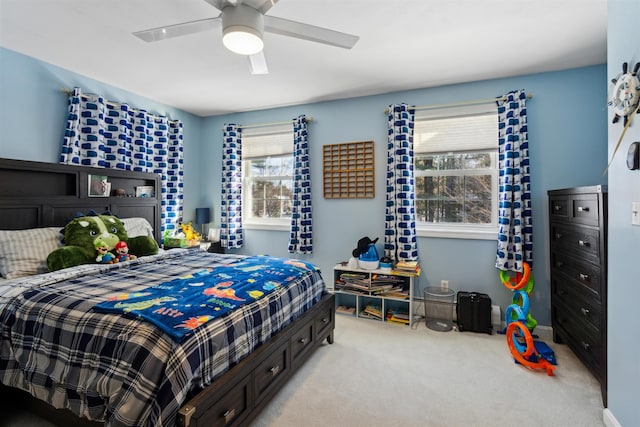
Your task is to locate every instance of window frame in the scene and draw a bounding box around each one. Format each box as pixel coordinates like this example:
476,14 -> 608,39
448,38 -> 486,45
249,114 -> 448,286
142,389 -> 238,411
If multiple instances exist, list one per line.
241,124 -> 294,231
413,103 -> 499,240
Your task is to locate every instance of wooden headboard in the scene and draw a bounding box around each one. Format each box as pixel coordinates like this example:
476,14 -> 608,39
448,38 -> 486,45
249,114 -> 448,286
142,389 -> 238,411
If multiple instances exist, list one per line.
0,158 -> 162,243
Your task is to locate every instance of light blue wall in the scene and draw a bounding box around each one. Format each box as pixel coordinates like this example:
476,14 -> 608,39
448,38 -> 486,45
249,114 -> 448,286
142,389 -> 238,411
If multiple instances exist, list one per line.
606,0 -> 640,425
0,47 -> 205,224
0,47 -> 608,330
203,65 -> 608,326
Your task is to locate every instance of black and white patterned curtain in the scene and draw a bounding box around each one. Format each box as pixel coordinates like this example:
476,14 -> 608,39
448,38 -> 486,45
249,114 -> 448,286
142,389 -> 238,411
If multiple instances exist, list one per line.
495,89 -> 532,272
288,115 -> 313,254
385,103 -> 418,262
60,87 -> 184,239
220,124 -> 244,249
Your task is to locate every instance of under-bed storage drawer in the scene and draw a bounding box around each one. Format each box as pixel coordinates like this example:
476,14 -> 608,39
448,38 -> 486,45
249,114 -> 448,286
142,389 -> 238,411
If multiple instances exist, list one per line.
254,340 -> 290,404
180,374 -> 252,427
315,303 -> 334,339
291,319 -> 314,369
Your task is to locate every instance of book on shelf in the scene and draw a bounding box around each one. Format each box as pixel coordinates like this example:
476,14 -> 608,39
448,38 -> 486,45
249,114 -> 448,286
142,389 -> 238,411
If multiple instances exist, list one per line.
386,309 -> 410,325
360,303 -> 383,319
392,260 -> 421,276
336,305 -> 356,315
378,288 -> 410,299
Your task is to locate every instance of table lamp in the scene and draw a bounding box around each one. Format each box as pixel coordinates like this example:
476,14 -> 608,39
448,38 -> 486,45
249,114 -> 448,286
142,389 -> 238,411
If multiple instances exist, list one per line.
195,207 -> 211,238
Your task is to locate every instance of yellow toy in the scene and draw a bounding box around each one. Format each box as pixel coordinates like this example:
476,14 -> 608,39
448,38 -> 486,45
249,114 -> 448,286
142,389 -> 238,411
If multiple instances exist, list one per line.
180,221 -> 202,241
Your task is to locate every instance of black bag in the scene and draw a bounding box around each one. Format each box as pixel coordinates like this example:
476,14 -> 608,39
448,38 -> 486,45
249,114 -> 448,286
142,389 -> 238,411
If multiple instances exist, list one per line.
456,291 -> 492,334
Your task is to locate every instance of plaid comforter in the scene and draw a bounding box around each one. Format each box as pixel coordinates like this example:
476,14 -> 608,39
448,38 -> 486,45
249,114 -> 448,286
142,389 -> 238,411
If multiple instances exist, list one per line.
0,250 -> 326,427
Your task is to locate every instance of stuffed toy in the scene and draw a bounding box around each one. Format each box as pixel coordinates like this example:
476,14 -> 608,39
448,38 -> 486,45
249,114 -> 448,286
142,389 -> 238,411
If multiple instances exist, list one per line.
179,221 -> 202,241
47,213 -> 158,271
114,240 -> 137,262
95,240 -> 118,264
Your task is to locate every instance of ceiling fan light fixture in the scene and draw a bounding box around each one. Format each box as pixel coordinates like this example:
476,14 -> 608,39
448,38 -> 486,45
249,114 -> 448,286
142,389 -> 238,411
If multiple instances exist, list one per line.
222,5 -> 265,56
223,26 -> 264,55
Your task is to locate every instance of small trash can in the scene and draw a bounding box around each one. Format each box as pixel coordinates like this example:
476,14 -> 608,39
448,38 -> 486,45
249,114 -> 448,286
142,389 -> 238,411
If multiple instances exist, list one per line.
424,287 -> 455,332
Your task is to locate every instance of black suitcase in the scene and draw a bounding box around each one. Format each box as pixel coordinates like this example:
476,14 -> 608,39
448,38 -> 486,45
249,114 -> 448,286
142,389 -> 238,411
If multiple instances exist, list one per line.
456,291 -> 492,334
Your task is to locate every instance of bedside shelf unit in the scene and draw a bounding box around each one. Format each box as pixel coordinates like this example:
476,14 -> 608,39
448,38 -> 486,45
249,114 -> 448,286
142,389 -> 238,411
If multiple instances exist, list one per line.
333,264 -> 417,327
548,185 -> 607,406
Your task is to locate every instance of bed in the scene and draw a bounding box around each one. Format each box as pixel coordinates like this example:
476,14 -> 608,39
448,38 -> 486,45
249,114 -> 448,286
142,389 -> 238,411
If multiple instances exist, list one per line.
0,158 -> 335,427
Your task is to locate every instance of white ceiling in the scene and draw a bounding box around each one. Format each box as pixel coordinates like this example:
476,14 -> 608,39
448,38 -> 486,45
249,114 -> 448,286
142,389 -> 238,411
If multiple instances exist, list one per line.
0,0 -> 607,117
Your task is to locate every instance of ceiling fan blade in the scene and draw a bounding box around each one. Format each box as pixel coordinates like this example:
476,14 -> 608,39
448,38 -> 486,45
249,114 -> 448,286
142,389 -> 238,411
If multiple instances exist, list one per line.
133,17 -> 221,43
248,52 -> 269,74
264,15 -> 359,49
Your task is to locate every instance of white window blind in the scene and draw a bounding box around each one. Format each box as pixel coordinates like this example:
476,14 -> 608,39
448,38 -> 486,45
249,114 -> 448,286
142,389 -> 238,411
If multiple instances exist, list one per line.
415,104 -> 497,153
242,123 -> 293,159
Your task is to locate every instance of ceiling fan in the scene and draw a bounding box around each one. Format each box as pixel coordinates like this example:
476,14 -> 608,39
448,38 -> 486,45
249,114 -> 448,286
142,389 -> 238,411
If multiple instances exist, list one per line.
133,0 -> 359,75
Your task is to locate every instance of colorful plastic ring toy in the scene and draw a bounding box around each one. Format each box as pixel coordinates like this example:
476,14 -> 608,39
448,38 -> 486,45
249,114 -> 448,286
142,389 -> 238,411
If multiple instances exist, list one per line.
499,262 -> 531,291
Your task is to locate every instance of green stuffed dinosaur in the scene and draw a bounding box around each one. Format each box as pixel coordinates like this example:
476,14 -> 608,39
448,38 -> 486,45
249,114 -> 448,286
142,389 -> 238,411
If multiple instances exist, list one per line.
47,213 -> 159,271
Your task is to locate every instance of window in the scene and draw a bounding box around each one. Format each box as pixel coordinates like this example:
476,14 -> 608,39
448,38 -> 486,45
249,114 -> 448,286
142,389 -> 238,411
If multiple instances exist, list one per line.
242,124 -> 293,230
414,103 -> 498,239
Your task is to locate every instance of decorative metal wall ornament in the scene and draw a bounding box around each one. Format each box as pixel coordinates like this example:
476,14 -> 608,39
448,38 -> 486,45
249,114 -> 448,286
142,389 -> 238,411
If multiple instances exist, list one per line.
605,62 -> 640,174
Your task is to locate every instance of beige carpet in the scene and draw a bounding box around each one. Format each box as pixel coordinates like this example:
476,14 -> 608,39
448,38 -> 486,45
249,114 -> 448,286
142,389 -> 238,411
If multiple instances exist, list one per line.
2,315 -> 604,427
251,315 -> 604,427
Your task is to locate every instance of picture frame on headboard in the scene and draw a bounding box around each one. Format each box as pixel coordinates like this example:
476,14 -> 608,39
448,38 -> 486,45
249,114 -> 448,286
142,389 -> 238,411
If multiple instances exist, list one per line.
88,174 -> 110,197
135,185 -> 155,198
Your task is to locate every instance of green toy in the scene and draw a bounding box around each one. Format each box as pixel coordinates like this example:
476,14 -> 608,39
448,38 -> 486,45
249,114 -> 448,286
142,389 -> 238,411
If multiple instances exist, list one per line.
47,213 -> 158,271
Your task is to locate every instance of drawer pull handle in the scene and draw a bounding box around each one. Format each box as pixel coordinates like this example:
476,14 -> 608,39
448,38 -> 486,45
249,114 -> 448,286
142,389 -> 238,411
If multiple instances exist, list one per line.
580,307 -> 590,316
581,341 -> 591,351
554,205 -> 562,211
223,408 -> 236,423
579,273 -> 589,282
270,365 -> 280,376
299,338 -> 308,344
577,206 -> 590,212
578,240 -> 590,247
555,233 -> 563,239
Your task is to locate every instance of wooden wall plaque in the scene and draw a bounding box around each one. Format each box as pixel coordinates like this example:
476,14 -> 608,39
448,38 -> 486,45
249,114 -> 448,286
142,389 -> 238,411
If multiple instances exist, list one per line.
322,141 -> 374,198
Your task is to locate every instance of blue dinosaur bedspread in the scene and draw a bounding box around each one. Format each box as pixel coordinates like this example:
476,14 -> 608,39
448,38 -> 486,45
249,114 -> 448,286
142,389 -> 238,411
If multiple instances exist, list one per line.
94,255 -> 317,342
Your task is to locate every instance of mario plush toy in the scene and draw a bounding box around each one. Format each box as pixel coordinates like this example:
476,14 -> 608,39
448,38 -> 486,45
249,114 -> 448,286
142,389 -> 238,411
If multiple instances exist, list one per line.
114,241 -> 137,262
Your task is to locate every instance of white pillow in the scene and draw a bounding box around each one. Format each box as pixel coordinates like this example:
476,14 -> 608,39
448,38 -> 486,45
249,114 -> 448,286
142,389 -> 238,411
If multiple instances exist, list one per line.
121,217 -> 155,238
0,227 -> 64,279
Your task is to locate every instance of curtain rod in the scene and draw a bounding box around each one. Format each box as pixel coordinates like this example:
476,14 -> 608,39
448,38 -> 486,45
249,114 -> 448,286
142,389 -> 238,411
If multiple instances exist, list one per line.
63,87 -> 311,128
383,93 -> 533,114
222,117 -> 313,131
61,87 -> 177,121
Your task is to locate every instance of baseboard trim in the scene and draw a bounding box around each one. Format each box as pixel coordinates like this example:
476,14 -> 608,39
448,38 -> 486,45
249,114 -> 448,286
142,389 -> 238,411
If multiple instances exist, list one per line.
603,408 -> 622,427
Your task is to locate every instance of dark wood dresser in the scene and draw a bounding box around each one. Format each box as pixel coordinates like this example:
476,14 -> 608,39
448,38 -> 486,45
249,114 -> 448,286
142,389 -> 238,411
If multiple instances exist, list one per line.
548,186 -> 607,406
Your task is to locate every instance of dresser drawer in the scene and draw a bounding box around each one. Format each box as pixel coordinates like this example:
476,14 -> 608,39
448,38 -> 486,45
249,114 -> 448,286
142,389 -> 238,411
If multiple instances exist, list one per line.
291,319 -> 314,369
551,252 -> 603,300
254,341 -> 289,404
549,192 -> 601,227
570,194 -> 599,226
550,195 -> 569,220
553,277 -> 602,331
552,304 -> 603,376
550,223 -> 601,262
